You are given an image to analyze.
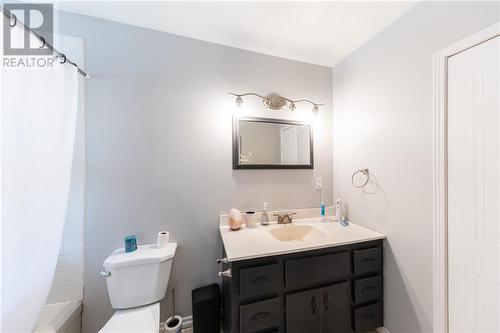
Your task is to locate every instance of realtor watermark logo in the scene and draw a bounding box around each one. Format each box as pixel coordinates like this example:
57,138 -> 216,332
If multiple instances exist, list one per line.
3,3 -> 55,69
3,3 -> 53,55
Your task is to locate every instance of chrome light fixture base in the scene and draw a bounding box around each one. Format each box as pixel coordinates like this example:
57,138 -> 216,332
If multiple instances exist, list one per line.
229,92 -> 322,113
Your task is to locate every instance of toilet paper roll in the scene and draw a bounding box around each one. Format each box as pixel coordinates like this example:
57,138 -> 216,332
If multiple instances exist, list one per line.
157,231 -> 170,248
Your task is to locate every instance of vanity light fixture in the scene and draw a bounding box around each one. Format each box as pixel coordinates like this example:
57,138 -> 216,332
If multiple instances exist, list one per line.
229,92 -> 322,113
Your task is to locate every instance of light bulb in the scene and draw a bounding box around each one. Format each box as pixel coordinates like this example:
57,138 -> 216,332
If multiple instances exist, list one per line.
235,95 -> 243,107
312,105 -> 319,113
289,103 -> 296,111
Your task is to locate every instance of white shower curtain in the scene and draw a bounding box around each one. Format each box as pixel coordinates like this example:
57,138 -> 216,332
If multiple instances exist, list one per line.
1,25 -> 79,332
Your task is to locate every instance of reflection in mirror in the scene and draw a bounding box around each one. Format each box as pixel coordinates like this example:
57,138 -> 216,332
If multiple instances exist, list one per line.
233,117 -> 313,169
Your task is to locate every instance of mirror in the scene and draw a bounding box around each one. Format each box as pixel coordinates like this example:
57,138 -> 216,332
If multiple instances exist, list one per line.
233,117 -> 313,169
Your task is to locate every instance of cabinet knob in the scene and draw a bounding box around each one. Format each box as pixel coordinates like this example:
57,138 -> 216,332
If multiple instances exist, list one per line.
218,269 -> 232,278
217,257 -> 229,264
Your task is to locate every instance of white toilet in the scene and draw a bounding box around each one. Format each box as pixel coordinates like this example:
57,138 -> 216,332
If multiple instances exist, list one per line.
99,242 -> 177,332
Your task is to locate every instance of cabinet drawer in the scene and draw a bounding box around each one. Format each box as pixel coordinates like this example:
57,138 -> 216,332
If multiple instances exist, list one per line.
354,275 -> 383,304
353,247 -> 382,275
240,298 -> 280,332
240,263 -> 281,301
285,252 -> 349,289
354,302 -> 383,332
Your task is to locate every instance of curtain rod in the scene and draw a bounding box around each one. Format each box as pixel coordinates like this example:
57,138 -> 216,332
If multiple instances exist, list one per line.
1,6 -> 90,79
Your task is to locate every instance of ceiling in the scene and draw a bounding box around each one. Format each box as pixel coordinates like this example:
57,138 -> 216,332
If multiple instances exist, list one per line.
54,1 -> 417,68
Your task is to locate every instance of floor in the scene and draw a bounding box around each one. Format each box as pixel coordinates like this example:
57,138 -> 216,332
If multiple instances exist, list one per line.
179,328 -> 377,333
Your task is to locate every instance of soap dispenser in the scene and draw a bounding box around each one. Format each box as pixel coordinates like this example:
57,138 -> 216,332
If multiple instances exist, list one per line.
260,202 -> 270,226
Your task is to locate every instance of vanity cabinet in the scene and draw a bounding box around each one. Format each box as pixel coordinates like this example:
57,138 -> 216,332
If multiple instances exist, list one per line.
286,281 -> 351,333
221,239 -> 383,333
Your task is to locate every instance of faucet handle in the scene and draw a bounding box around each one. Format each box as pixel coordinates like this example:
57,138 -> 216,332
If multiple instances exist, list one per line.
273,213 -> 284,223
273,212 -> 297,223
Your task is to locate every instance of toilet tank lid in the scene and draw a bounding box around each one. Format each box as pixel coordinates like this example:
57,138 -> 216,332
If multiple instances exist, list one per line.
104,243 -> 177,269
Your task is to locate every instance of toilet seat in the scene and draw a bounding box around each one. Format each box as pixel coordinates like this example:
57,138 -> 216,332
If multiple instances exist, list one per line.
99,302 -> 159,332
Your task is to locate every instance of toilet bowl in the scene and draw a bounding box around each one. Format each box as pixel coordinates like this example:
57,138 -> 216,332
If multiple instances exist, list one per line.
99,302 -> 159,332
99,243 -> 177,332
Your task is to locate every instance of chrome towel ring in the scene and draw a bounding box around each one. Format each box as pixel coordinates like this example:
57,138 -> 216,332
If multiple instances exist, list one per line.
352,168 -> 370,188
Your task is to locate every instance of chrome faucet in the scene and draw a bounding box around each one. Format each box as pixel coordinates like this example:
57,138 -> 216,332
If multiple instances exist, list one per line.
273,212 -> 297,224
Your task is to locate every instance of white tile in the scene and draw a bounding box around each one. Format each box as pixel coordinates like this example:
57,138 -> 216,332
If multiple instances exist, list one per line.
64,286 -> 83,302
63,239 -> 83,255
46,113 -> 85,305
74,145 -> 85,160
69,177 -> 84,194
71,161 -> 85,176
64,270 -> 83,286
65,207 -> 84,225
68,186 -> 84,205
52,271 -> 65,288
64,254 -> 84,270
55,256 -> 65,272
73,137 -> 85,156
63,223 -> 83,240
46,287 -> 65,304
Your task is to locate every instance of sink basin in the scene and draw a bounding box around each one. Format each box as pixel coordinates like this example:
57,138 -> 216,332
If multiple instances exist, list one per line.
270,225 -> 327,242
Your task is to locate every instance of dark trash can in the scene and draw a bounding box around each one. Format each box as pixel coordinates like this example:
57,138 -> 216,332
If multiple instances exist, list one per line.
192,284 -> 220,333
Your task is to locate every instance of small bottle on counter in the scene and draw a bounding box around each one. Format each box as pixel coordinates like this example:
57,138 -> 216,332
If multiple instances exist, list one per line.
319,187 -> 327,222
333,198 -> 342,222
260,202 -> 270,226
320,201 -> 326,222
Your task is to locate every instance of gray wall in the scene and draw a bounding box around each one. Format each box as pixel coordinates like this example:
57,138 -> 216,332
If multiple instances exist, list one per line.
332,2 -> 500,333
57,11 -> 332,333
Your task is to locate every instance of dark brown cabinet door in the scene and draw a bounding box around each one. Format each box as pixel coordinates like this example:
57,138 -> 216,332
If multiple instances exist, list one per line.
286,289 -> 321,333
321,282 -> 351,333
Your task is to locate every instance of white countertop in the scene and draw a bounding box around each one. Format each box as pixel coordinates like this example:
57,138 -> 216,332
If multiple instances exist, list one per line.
220,217 -> 385,262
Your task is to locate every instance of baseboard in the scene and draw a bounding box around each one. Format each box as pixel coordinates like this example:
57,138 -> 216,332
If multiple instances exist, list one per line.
181,315 -> 193,329
163,318 -> 387,333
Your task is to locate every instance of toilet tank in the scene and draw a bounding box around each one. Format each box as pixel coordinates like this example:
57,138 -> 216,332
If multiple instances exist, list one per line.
102,243 -> 177,309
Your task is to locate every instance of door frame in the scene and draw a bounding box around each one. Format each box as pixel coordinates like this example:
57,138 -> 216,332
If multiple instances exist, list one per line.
433,22 -> 500,333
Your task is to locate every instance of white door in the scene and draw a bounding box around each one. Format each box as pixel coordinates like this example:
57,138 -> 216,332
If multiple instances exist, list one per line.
448,36 -> 500,332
